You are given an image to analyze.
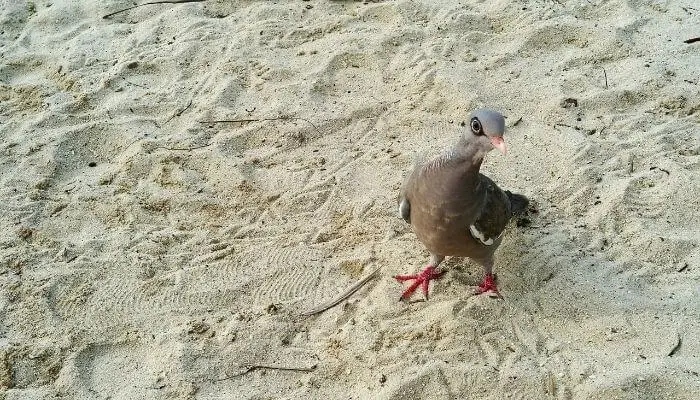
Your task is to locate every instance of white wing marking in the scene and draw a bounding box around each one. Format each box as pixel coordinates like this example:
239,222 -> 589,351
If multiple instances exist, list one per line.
469,225 -> 494,246
398,199 -> 410,221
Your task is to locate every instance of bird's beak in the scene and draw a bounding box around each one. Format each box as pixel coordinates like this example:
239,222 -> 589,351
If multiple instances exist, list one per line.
490,136 -> 507,155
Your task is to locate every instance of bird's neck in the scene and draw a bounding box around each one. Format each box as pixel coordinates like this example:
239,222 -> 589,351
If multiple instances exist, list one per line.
451,136 -> 487,171
422,136 -> 486,178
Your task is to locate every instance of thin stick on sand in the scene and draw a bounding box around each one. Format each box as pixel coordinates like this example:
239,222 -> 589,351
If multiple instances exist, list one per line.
103,0 -> 207,19
199,116 -> 323,137
668,333 -> 682,357
302,267 -> 381,316
213,364 -> 317,381
603,68 -> 608,89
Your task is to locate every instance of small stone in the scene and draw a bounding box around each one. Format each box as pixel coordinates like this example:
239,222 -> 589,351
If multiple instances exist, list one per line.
55,247 -> 78,263
17,227 -> 34,240
560,98 -> 578,108
187,320 -> 211,335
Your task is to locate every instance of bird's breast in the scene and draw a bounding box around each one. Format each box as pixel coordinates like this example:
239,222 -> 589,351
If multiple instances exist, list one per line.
406,164 -> 486,257
410,199 -> 482,257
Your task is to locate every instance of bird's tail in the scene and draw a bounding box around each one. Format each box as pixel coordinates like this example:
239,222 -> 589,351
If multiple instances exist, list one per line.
506,190 -> 529,215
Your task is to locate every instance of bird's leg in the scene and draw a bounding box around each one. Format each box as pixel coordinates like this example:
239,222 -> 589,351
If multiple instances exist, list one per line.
475,260 -> 502,298
393,254 -> 445,300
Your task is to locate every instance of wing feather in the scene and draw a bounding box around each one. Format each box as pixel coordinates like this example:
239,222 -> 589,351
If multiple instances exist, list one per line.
468,175 -> 512,246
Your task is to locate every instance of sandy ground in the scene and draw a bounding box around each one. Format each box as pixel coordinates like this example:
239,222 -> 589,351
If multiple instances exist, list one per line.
1,0 -> 699,399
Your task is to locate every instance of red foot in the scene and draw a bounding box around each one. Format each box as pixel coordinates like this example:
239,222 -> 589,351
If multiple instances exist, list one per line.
393,265 -> 444,300
476,273 -> 502,298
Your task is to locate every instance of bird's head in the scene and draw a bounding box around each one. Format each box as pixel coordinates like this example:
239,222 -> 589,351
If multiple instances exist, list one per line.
465,108 -> 507,155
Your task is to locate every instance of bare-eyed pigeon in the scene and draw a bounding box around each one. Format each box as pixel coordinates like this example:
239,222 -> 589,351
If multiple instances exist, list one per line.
394,108 -> 528,299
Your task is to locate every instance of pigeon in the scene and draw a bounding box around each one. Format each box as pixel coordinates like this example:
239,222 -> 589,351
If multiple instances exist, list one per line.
394,108 -> 528,300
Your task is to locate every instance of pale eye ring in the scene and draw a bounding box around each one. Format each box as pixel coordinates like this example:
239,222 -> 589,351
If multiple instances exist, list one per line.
470,118 -> 484,136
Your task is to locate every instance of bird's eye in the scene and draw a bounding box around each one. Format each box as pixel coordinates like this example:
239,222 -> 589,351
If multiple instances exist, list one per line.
470,118 -> 484,136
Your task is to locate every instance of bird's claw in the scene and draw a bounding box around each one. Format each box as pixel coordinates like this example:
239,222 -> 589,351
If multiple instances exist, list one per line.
475,273 -> 502,299
393,265 -> 443,300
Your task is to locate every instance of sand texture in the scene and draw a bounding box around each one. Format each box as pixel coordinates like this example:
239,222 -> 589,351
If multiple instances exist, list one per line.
1,0 -> 699,399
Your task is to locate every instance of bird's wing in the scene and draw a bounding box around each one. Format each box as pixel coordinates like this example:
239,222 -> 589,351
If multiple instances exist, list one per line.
468,175 -> 512,246
398,197 -> 411,223
398,157 -> 425,224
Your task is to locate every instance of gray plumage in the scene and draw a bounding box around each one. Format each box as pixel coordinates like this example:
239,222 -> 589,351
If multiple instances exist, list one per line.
396,108 -> 527,298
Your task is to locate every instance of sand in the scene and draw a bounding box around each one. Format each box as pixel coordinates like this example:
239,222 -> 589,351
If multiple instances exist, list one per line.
1,0 -> 699,399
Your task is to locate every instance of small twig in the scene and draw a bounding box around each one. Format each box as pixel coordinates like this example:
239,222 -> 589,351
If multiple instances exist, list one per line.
668,333 -> 682,356
628,156 -> 635,174
124,80 -> 147,89
164,99 -> 193,124
554,123 -> 581,131
151,143 -> 212,152
103,0 -> 207,19
176,99 -> 193,117
603,68 -> 608,89
200,116 -> 323,137
650,166 -> 670,175
512,116 -> 523,127
684,37 -> 700,44
677,263 -> 688,273
213,364 -> 317,381
302,267 -> 380,316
